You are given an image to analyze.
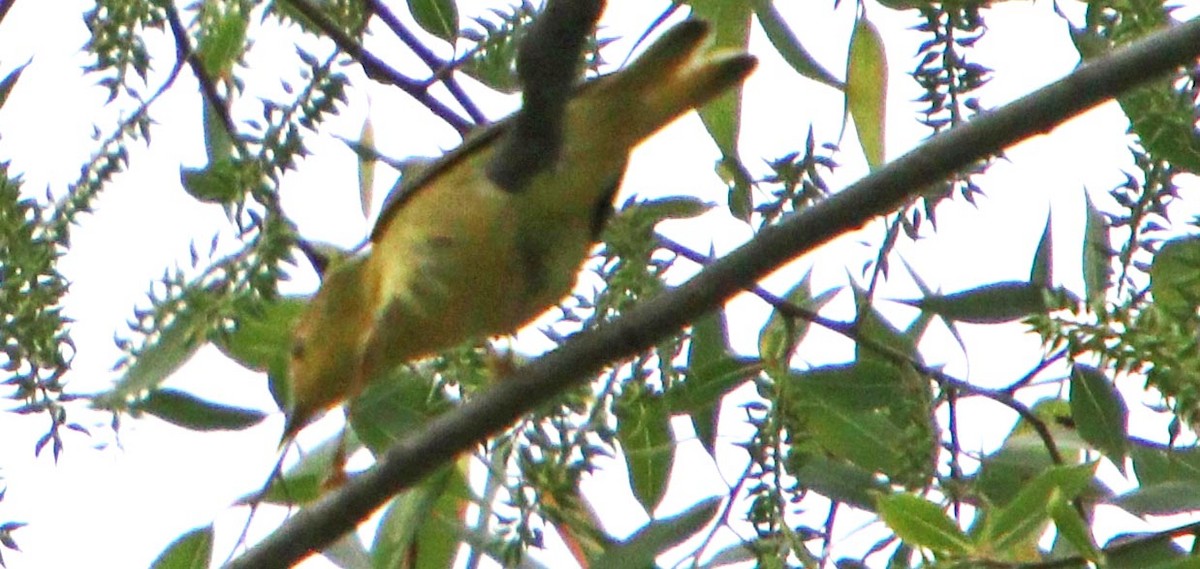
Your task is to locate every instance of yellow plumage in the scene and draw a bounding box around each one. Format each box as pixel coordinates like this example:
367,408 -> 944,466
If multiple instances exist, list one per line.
284,20 -> 756,440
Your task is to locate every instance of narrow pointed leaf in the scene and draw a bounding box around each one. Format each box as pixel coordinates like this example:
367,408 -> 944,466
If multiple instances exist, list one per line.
896,281 -> 1054,324
1149,236 -> 1200,321
358,118 -> 376,218
758,274 -> 833,373
847,17 -> 887,169
1031,212 -> 1053,287
197,9 -> 248,78
616,393 -> 673,512
151,525 -> 213,569
372,466 -> 466,569
97,305 -> 210,407
688,0 -> 753,221
807,404 -> 904,475
0,61 -> 29,111
682,309 -> 735,455
1070,365 -> 1129,468
592,497 -> 720,569
1048,487 -> 1103,564
984,463 -> 1096,554
1083,193 -> 1111,309
1106,533 -> 1186,568
214,298 -> 306,378
1110,480 -> 1200,516
134,389 -> 266,431
790,361 -> 905,411
687,0 -> 752,156
794,455 -> 887,511
751,0 -> 843,89
877,494 -> 970,555
408,0 -> 459,43
258,432 -> 364,506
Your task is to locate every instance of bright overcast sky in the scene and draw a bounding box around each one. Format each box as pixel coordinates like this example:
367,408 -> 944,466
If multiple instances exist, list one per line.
0,0 -> 1185,567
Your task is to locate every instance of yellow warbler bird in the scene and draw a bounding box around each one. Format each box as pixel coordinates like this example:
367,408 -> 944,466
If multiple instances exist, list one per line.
284,17 -> 756,441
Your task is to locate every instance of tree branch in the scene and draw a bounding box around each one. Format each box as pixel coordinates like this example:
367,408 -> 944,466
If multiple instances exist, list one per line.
226,16 -> 1200,569
280,0 -> 474,134
163,4 -> 243,157
363,0 -> 488,125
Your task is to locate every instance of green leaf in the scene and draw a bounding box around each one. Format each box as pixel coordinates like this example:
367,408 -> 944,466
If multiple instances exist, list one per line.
1070,364 -> 1129,468
349,364 -> 452,456
687,0 -> 751,157
794,454 -> 887,511
592,497 -> 720,569
807,404 -> 904,476
750,0 -> 843,90
259,432 -> 363,506
150,525 -> 213,569
974,400 -> 1094,506
1106,533 -> 1186,568
373,466 -> 466,569
0,61 -> 29,111
98,306 -> 209,407
670,354 -> 748,417
680,309 -> 736,455
1110,480 -> 1200,516
616,391 -> 673,512
789,361 -> 906,411
982,463 -> 1096,553
688,0 -> 752,222
180,159 -> 251,204
1130,438 -> 1200,486
214,298 -> 306,378
1031,212 -> 1053,287
1048,487 -> 1103,564
268,0 -> 368,37
322,531 -> 372,569
1149,236 -> 1200,321
854,292 -> 917,367
197,8 -> 248,78
896,281 -> 1055,324
758,273 -> 829,373
720,153 -> 754,223
358,118 -> 376,218
459,5 -> 531,93
1119,74 -> 1200,174
202,88 -> 234,166
701,542 -> 758,568
1082,194 -> 1110,310
133,389 -> 266,432
846,17 -> 887,169
877,494 -> 971,555
627,196 -> 715,222
408,0 -> 459,43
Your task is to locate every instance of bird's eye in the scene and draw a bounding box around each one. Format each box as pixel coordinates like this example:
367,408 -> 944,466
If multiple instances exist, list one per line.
291,341 -> 306,360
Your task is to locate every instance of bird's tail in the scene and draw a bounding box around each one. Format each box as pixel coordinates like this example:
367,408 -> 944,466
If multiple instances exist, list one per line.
587,20 -> 757,147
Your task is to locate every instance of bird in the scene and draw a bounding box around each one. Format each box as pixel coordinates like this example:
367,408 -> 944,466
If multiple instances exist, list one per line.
282,13 -> 757,442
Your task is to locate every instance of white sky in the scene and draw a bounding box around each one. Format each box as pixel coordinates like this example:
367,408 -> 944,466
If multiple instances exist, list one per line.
0,0 -> 1190,567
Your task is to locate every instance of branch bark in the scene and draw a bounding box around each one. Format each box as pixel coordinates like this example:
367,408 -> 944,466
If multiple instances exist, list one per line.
226,15 -> 1200,569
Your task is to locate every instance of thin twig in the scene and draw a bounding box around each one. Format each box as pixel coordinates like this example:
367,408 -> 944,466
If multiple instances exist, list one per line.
163,4 -> 243,156
364,0 -> 488,124
655,235 -> 1065,465
280,0 -> 473,133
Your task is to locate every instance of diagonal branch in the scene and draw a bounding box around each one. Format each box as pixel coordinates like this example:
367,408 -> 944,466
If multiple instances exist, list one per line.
363,0 -> 488,125
163,4 -> 243,157
280,0 -> 474,134
226,16 -> 1200,569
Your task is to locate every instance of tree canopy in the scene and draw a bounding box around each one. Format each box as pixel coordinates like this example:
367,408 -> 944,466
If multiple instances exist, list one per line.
3,0 -> 1200,568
